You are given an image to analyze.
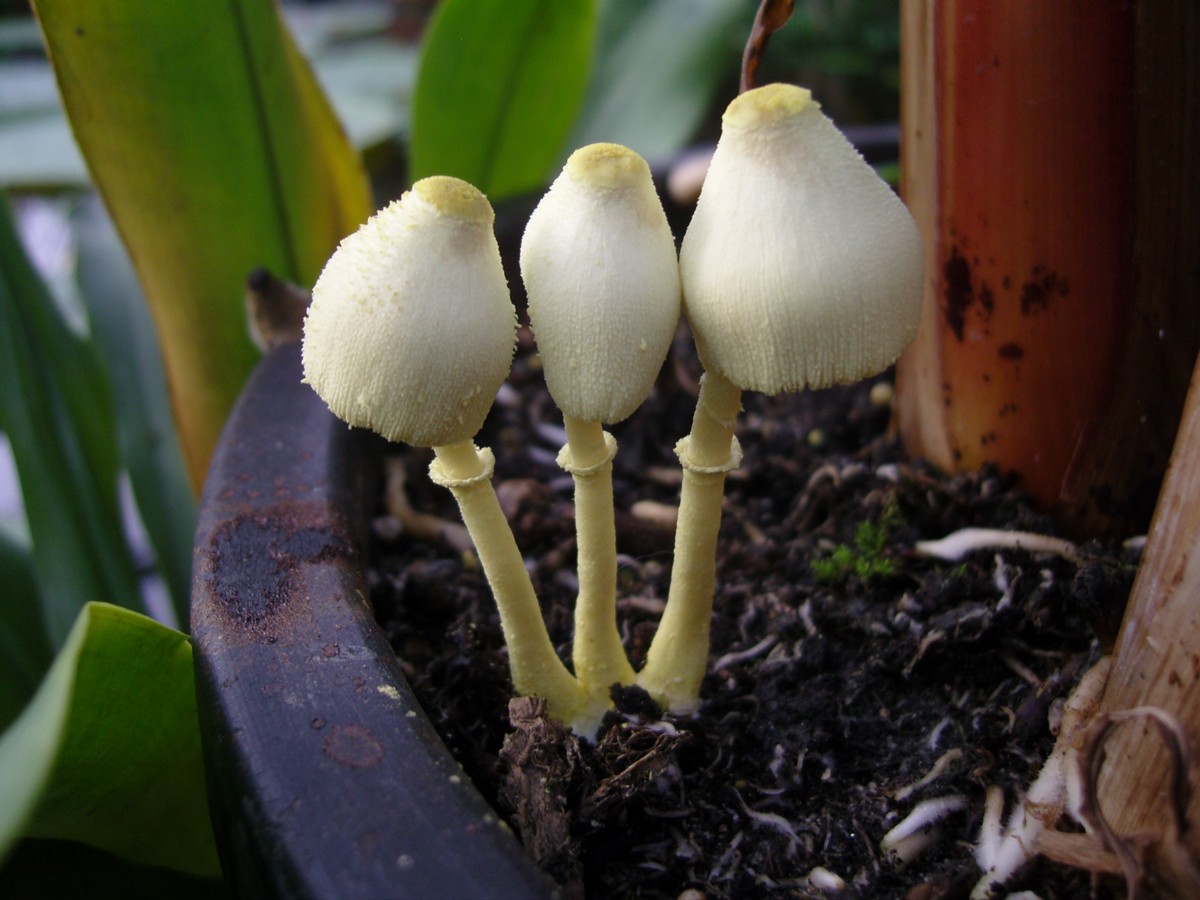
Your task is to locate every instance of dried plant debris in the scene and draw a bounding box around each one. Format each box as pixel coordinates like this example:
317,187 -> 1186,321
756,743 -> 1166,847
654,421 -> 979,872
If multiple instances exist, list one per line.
500,697 -> 588,893
371,348 -> 1142,898
972,657 -> 1113,898
1074,707 -> 1200,898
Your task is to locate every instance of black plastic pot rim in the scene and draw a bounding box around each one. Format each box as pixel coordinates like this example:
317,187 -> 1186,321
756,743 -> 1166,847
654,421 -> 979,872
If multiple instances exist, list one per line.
190,342 -> 556,900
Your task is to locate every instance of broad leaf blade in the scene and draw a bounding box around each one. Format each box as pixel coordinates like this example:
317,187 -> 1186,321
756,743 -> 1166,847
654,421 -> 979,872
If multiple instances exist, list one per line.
33,0 -> 373,490
0,603 -> 217,877
410,0 -> 597,200
0,193 -> 142,647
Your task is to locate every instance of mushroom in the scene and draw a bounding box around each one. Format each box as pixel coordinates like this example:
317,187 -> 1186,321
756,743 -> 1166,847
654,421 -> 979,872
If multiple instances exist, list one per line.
302,175 -> 590,724
638,83 -> 924,710
302,177 -> 515,447
682,82 -> 924,393
520,143 -> 681,705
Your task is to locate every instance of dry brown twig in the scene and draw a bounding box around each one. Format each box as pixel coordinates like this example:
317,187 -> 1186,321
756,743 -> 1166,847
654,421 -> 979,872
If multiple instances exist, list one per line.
973,674 -> 1200,897
1069,707 -> 1200,899
740,0 -> 795,93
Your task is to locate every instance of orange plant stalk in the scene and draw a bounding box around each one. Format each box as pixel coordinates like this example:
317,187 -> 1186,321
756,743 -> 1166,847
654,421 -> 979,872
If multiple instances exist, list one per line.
895,1 -> 1136,534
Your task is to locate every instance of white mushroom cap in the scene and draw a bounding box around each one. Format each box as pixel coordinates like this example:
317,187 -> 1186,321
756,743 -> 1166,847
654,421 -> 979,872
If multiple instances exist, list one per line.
302,176 -> 516,447
679,83 -> 924,394
520,143 -> 681,424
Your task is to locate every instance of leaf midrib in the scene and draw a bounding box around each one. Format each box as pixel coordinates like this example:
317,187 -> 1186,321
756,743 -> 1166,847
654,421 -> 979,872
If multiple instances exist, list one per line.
231,1 -> 300,283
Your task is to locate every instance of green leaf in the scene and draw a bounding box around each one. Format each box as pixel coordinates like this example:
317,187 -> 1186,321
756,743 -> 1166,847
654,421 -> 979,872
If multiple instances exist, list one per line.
72,196 -> 196,627
0,602 -> 217,878
410,0 -> 597,200
568,0 -> 745,164
0,521 -> 52,732
0,193 -> 143,647
32,0 -> 374,489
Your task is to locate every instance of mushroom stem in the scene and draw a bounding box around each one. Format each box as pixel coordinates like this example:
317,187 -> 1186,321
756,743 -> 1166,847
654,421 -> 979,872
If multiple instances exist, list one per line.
430,439 -> 589,723
638,370 -> 743,710
560,416 -> 637,702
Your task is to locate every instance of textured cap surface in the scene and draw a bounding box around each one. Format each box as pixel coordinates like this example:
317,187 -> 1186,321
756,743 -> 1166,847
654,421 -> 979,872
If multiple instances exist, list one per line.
521,143 -> 681,423
680,83 -> 924,394
302,176 -> 516,447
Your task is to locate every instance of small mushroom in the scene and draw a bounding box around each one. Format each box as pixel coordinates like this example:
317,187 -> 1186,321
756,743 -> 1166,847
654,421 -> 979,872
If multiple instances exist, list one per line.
302,176 -> 590,726
679,82 -> 924,394
521,142 -> 681,425
302,176 -> 516,449
520,143 -> 681,703
640,84 -> 924,711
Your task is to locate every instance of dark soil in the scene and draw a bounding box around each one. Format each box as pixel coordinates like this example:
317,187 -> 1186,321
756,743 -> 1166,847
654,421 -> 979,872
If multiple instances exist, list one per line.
370,328 -> 1136,899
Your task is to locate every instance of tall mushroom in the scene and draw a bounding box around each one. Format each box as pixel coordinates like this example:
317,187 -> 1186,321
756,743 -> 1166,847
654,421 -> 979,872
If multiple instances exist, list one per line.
637,83 -> 925,710
520,143 -> 681,708
302,175 -> 590,724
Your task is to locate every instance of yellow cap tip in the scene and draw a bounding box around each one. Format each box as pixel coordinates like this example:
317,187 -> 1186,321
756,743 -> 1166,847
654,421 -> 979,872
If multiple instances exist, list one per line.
723,83 -> 815,131
411,175 -> 494,224
565,142 -> 649,190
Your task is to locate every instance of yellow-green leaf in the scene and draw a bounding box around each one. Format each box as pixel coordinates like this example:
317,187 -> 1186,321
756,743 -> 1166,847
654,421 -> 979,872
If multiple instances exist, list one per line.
32,0 -> 373,489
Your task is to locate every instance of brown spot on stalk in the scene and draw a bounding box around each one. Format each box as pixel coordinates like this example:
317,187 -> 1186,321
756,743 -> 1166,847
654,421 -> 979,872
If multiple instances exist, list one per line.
943,246 -> 974,341
1020,265 -> 1069,316
998,343 -> 1025,361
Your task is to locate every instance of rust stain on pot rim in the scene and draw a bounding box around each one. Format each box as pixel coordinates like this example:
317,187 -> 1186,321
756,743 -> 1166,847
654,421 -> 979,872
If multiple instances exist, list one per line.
202,502 -> 354,640
323,723 -> 384,769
